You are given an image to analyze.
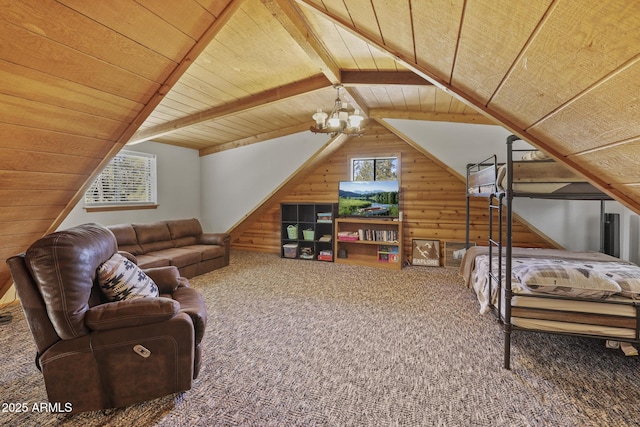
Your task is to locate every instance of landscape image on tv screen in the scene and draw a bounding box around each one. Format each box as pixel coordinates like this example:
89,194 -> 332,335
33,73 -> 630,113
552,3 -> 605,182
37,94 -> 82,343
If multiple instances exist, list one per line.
338,180 -> 399,218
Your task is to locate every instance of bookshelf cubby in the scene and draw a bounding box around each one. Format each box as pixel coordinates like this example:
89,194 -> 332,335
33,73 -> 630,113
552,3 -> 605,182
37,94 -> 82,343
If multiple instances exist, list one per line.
281,203 -> 337,261
334,218 -> 403,270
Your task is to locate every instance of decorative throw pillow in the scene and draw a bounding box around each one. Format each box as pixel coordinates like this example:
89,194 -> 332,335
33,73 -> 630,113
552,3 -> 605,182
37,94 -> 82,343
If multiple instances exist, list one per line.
97,253 -> 159,301
598,263 -> 640,299
512,259 -> 621,299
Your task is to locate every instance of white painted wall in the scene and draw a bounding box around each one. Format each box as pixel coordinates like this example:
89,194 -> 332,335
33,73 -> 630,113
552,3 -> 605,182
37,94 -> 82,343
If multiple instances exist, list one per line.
199,131 -> 328,232
56,121 -> 640,264
58,141 -> 201,229
385,119 -> 639,262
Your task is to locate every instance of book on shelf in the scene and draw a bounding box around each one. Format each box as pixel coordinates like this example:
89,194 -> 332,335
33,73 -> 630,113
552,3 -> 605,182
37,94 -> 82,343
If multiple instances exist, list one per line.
337,231 -> 359,241
316,212 -> 333,223
357,229 -> 399,243
378,245 -> 399,254
378,246 -> 399,263
317,249 -> 333,261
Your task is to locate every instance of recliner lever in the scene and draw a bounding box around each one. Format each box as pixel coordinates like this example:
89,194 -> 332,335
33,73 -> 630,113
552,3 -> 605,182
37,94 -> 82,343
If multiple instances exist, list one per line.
133,344 -> 151,358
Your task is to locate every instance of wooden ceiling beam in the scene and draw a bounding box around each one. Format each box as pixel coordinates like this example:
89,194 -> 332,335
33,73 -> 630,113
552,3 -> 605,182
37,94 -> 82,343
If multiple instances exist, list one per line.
344,87 -> 369,118
129,73 -> 331,145
369,109 -> 497,125
341,70 -> 432,86
119,0 -> 247,147
265,0 -> 341,84
344,71 -> 432,118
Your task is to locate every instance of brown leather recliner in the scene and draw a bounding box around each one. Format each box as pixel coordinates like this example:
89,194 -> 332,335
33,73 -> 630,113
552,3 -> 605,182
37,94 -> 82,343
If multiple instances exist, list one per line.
6,223 -> 207,413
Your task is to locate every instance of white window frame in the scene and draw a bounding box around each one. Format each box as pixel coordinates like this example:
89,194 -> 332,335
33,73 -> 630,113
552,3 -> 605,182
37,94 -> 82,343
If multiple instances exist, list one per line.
84,150 -> 157,210
350,156 -> 400,182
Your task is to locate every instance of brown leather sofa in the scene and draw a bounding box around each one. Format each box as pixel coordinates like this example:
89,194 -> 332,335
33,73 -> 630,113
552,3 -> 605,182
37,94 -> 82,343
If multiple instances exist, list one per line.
107,218 -> 230,278
6,223 -> 208,413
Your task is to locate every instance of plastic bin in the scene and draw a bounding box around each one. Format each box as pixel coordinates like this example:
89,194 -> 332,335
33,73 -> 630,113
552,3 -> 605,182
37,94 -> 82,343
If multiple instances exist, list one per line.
302,229 -> 314,240
283,243 -> 298,258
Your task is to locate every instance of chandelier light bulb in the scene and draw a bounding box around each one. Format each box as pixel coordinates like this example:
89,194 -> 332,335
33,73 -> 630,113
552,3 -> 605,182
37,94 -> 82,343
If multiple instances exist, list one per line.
312,108 -> 328,129
310,85 -> 365,137
328,115 -> 341,128
349,109 -> 363,129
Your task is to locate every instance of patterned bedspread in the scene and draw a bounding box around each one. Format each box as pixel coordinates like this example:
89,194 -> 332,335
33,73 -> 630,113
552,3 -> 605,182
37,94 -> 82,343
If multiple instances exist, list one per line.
459,247 -> 640,314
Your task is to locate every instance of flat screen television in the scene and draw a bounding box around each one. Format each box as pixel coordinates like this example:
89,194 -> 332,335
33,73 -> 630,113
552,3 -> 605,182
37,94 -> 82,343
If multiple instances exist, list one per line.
338,180 -> 399,218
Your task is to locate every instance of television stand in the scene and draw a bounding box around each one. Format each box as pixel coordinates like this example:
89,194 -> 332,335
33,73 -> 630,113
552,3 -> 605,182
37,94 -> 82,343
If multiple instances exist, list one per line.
334,218 -> 403,270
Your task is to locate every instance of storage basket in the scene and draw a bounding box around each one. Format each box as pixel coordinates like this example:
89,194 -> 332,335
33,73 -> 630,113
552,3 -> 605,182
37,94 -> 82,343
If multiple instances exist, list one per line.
283,243 -> 298,258
286,224 -> 298,239
302,229 -> 314,241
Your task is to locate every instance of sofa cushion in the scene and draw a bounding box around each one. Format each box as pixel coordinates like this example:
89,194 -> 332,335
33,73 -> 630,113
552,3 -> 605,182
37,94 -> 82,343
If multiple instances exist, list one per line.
173,236 -> 199,247
140,240 -> 175,253
97,253 -> 159,301
182,244 -> 226,261
108,219 -> 229,279
107,224 -> 143,255
147,248 -> 201,268
134,222 -> 174,253
135,254 -> 171,269
166,218 -> 202,240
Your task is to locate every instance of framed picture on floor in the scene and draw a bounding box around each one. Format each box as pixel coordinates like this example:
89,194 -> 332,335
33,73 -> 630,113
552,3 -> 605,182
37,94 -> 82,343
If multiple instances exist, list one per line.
412,239 -> 440,266
444,241 -> 475,268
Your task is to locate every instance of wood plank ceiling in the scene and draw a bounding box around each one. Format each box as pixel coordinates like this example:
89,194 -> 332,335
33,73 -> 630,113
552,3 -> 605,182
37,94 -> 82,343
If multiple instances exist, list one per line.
1,0 -> 639,297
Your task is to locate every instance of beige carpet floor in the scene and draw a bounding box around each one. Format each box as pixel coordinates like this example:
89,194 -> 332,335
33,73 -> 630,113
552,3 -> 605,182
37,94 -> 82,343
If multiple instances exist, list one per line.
1,250 -> 640,426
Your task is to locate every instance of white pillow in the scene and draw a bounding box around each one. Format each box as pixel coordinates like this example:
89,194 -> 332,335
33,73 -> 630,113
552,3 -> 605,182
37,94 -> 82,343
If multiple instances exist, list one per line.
97,253 -> 159,301
521,150 -> 549,161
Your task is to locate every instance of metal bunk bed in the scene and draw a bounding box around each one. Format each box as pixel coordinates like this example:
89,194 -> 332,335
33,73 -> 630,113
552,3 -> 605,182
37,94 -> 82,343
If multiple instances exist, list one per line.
462,135 -> 640,369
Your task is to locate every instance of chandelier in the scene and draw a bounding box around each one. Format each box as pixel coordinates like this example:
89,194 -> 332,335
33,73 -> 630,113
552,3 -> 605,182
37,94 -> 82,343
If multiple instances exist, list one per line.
310,85 -> 364,137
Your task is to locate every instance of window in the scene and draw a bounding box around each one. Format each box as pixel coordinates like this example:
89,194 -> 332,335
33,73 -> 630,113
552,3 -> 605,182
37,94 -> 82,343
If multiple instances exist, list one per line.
351,157 -> 398,181
85,150 -> 157,209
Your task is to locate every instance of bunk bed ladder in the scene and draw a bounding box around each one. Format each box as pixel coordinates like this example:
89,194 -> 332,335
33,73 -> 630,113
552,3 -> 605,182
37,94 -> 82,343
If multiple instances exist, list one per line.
488,189 -> 507,367
487,192 -> 503,315
503,135 -> 518,369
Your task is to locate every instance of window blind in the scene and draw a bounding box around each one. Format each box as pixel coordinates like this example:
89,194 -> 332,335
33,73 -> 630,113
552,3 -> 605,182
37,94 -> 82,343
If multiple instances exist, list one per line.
85,150 -> 157,207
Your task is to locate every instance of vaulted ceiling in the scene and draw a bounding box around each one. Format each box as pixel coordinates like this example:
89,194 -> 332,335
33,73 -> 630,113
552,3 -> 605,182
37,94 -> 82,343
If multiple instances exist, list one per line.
1,0 -> 639,297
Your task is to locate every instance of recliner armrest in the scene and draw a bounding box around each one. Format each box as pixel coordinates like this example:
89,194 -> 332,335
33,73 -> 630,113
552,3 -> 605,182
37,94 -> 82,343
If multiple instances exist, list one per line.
118,250 -> 137,264
199,232 -> 230,247
143,266 -> 187,293
85,297 -> 179,331
172,287 -> 207,345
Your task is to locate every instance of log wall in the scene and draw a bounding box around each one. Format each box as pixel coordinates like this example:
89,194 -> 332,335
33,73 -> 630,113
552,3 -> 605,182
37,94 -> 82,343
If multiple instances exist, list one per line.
230,124 -> 553,264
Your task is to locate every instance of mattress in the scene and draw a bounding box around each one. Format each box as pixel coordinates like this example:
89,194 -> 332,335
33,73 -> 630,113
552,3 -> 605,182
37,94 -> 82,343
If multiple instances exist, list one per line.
511,318 -> 635,339
496,162 -> 568,193
467,151 -> 606,197
459,246 -> 640,337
